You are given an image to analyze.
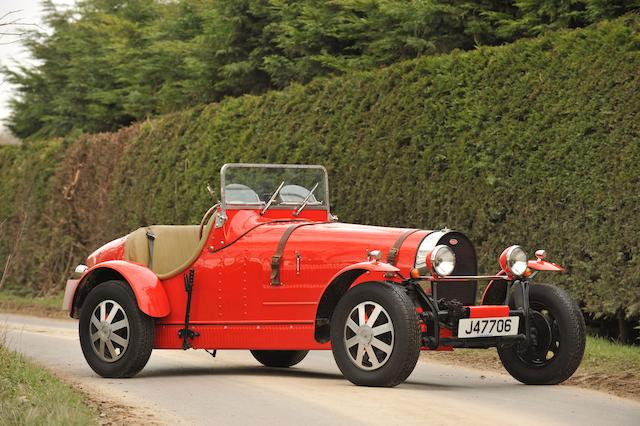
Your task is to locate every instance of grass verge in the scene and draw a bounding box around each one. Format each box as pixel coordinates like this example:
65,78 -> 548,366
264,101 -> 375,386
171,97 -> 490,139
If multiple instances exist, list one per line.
0,291 -> 67,318
422,336 -> 640,401
0,342 -> 96,425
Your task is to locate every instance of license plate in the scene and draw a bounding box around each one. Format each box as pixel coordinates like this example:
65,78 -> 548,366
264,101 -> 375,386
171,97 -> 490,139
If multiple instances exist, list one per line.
457,316 -> 520,338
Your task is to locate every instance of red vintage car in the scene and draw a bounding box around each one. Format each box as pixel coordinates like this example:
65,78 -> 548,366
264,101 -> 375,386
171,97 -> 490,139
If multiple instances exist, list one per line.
64,163 -> 585,387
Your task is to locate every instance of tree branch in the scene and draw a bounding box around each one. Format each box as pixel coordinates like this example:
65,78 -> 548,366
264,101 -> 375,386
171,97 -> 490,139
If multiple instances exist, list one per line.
0,10 -> 21,23
0,9 -> 41,43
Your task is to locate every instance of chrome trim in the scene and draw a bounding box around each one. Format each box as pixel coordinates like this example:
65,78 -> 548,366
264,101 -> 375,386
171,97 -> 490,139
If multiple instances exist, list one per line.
414,230 -> 445,270
261,180 -> 285,215
416,274 -> 510,281
293,181 -> 320,217
214,212 -> 227,228
73,264 -> 88,278
506,245 -> 528,277
367,250 -> 383,261
430,245 -> 456,277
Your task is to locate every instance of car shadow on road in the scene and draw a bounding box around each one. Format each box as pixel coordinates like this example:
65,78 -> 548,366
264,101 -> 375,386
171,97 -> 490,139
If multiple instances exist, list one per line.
137,366 -> 502,392
401,379 -> 513,391
138,365 -> 345,381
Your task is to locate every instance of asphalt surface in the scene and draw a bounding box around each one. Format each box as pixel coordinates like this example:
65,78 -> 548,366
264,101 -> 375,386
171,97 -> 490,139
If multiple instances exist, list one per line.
2,312 -> 639,426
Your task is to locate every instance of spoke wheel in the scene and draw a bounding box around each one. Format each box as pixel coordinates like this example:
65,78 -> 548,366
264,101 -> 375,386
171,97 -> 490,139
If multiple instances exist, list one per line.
497,284 -> 585,385
89,300 -> 130,362
79,280 -> 154,378
330,282 -> 420,387
344,301 -> 395,371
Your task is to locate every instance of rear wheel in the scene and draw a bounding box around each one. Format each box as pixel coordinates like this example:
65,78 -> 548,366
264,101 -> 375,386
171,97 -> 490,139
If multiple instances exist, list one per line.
330,282 -> 421,387
250,350 -> 308,367
79,280 -> 154,378
498,284 -> 585,384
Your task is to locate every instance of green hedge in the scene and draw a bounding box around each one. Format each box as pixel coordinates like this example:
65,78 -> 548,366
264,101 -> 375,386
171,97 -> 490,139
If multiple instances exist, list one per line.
1,18 -> 639,330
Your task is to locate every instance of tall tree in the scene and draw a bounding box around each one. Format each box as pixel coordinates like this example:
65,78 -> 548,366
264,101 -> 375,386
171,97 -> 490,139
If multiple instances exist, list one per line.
4,0 -> 639,139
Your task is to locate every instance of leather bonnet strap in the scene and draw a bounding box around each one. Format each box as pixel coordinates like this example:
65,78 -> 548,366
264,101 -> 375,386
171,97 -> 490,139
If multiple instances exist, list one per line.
145,228 -> 157,270
270,222 -> 328,286
387,229 -> 420,266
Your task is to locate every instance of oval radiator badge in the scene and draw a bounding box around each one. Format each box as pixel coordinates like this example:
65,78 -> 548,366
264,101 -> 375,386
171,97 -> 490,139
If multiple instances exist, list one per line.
449,238 -> 458,245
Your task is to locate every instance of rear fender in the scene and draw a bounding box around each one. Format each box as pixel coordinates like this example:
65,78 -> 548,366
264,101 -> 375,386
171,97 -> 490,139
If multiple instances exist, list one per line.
70,260 -> 170,319
314,261 -> 400,343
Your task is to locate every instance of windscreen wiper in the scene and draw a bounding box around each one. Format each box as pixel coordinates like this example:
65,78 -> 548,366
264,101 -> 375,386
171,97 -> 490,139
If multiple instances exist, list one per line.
293,182 -> 319,217
261,181 -> 285,215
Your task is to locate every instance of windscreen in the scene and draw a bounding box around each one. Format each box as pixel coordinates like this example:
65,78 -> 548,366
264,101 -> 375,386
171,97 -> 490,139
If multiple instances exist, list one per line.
221,164 -> 329,210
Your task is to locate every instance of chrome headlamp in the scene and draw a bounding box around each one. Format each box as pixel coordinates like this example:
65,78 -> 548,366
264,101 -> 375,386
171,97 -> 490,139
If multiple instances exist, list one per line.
500,245 -> 528,277
415,237 -> 456,277
429,245 -> 456,276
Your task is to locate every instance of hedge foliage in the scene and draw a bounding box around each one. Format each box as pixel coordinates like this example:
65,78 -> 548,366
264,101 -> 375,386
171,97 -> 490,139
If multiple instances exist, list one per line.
1,18 -> 639,329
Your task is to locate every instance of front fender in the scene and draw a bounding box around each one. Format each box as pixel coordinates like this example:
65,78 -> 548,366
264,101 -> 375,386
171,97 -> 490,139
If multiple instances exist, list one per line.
528,259 -> 564,272
481,270 -> 507,305
72,260 -> 170,318
314,260 -> 400,343
481,258 -> 565,305
326,260 -> 400,284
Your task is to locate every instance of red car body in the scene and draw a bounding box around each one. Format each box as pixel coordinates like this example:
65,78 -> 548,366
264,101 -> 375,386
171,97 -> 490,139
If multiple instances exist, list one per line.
70,207 -> 439,350
64,163 -> 583,386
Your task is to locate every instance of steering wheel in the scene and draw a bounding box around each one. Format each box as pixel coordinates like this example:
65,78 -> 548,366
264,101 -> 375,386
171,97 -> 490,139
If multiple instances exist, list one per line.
199,203 -> 219,240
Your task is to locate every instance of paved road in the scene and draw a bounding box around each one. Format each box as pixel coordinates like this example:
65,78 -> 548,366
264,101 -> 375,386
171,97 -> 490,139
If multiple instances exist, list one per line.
2,313 -> 639,426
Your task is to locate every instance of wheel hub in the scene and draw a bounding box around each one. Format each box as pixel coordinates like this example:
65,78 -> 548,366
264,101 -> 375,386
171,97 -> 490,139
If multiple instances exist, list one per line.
89,300 -> 130,363
356,325 -> 374,345
99,322 -> 111,339
344,301 -> 394,371
517,309 -> 555,365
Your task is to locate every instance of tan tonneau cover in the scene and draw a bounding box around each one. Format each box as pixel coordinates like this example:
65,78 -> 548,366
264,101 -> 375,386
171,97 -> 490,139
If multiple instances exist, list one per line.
124,218 -> 214,279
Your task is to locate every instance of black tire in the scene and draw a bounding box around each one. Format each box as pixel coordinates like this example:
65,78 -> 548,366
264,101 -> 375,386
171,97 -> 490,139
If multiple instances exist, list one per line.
498,284 -> 585,385
79,280 -> 154,378
250,350 -> 309,367
330,282 -> 421,387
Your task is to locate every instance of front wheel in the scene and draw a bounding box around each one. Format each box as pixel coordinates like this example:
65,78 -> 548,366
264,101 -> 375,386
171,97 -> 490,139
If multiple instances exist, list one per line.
79,280 -> 154,378
498,284 -> 585,385
330,282 -> 421,387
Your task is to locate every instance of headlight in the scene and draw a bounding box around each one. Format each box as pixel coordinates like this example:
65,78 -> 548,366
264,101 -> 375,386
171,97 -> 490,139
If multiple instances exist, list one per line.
500,245 -> 528,277
414,232 -> 441,270
414,233 -> 456,277
429,245 -> 456,276
415,241 -> 430,271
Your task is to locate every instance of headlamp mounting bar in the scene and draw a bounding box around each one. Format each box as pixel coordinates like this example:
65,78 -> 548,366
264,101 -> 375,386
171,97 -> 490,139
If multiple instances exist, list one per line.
412,274 -> 510,282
